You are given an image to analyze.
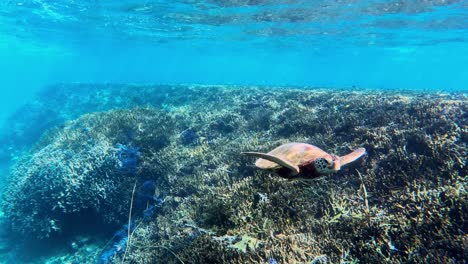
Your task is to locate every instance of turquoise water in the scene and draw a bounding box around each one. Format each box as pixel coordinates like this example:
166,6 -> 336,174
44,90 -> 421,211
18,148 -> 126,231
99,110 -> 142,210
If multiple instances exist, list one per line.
1,0 -> 468,123
0,1 -> 467,263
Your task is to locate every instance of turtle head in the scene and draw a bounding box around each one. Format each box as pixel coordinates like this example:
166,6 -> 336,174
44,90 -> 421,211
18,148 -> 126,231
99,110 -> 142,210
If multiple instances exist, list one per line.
314,155 -> 341,174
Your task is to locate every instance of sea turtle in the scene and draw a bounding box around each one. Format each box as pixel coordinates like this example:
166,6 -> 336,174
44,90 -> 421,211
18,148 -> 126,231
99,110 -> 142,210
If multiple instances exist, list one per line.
242,143 -> 366,179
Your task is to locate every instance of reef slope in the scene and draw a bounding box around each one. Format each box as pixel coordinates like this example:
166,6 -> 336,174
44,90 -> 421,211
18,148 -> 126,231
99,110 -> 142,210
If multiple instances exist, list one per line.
1,85 -> 466,263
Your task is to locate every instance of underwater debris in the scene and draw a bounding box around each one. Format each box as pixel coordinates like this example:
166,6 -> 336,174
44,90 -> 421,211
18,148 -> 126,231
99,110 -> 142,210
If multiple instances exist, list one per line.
99,222 -> 136,264
1,108 -> 174,239
267,258 -> 278,264
137,180 -> 165,222
142,205 -> 158,223
116,143 -> 141,172
138,180 -> 157,202
137,180 -> 164,206
100,179 -> 167,263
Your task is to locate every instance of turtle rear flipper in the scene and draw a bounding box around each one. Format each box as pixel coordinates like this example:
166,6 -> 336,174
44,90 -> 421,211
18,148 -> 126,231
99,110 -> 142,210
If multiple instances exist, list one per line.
339,148 -> 366,166
241,152 -> 300,175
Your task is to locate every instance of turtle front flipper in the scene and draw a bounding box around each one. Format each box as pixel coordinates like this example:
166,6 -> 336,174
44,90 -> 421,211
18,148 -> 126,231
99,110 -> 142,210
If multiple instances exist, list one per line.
339,148 -> 366,166
241,152 -> 300,175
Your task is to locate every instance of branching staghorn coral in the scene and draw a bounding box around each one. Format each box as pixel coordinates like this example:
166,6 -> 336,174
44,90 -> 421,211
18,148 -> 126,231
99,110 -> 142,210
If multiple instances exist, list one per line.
1,85 -> 466,263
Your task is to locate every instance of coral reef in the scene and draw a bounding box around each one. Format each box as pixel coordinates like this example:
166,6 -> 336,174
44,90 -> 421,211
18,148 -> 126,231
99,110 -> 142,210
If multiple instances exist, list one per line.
1,85 -> 466,263
2,108 -> 174,239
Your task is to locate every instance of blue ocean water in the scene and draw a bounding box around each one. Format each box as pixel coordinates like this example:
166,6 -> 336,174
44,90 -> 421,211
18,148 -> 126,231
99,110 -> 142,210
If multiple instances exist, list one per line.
1,0 -> 467,124
0,1 -> 467,263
